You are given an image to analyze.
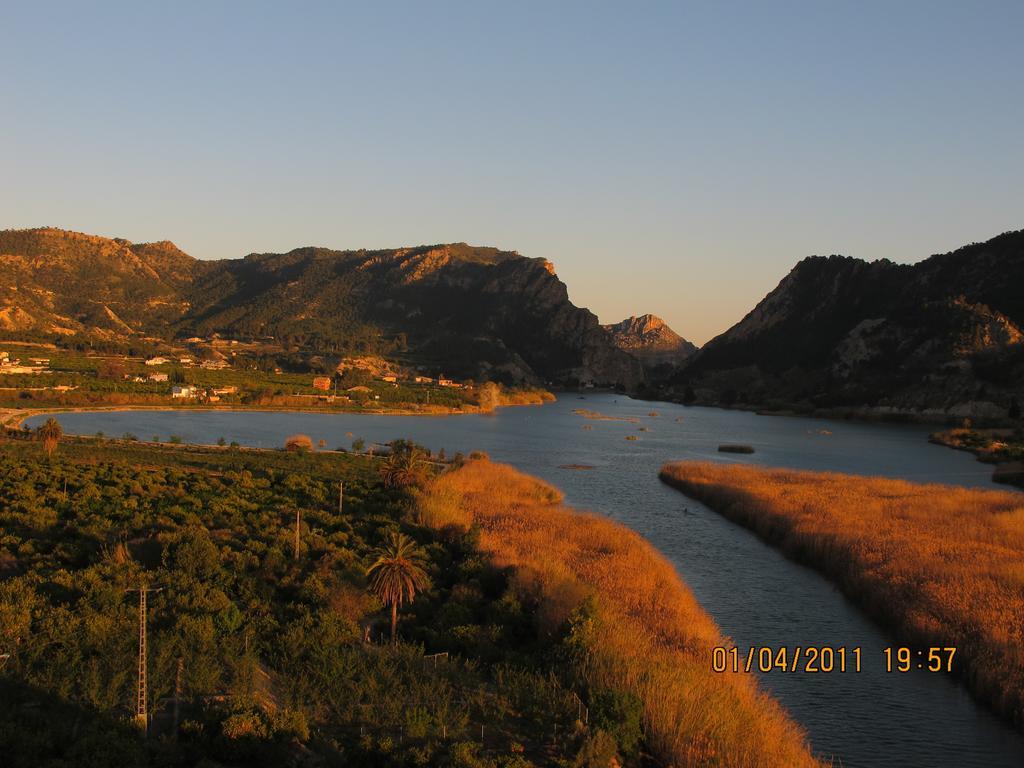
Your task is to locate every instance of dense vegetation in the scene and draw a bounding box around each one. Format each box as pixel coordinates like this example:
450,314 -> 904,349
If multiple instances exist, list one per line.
0,435 -> 641,767
422,460 -> 820,767
0,345 -> 553,415
660,461 -> 1024,729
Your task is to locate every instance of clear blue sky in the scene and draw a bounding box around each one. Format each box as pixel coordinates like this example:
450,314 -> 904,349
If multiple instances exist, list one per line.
3,1 -> 1022,344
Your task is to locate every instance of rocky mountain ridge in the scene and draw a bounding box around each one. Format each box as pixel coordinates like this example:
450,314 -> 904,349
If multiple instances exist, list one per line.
672,229 -> 1024,420
0,228 -> 643,388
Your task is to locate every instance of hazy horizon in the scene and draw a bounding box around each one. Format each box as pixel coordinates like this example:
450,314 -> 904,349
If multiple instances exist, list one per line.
3,1 -> 1022,344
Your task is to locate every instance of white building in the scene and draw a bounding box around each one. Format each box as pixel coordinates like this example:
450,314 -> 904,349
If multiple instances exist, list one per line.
145,356 -> 170,366
171,385 -> 196,399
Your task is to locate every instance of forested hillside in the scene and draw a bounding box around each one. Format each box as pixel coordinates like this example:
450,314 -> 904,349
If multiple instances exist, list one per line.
0,229 -> 642,388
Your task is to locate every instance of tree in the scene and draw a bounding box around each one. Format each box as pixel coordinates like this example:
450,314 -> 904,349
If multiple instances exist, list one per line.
98,360 -> 126,381
476,381 -> 501,413
1009,396 -> 1021,420
338,367 -> 371,388
365,531 -> 430,644
36,417 -> 63,457
379,448 -> 428,488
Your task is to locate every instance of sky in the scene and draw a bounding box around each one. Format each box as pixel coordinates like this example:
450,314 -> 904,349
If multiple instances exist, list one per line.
2,1 -> 1022,345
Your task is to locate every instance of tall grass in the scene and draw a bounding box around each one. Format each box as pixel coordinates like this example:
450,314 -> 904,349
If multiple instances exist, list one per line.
422,459 -> 820,767
660,461 -> 1024,728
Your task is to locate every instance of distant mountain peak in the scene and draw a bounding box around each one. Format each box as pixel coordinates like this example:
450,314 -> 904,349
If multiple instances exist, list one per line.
603,314 -> 697,368
615,313 -> 669,334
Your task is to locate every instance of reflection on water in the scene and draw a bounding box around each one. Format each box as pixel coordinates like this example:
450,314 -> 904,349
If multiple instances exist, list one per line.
32,396 -> 1024,767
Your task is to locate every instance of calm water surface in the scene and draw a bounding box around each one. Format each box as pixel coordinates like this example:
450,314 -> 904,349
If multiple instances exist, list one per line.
32,396 -> 1024,767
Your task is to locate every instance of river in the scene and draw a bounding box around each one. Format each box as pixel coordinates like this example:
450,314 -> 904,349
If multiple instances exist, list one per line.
29,395 -> 1024,767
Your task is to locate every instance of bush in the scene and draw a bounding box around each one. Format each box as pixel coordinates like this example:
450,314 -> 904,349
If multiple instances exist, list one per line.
573,730 -> 619,768
589,688 -> 643,756
285,434 -> 314,452
448,742 -> 491,768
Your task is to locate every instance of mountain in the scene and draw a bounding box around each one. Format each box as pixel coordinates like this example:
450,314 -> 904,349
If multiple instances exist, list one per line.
0,228 -> 195,336
603,314 -> 697,369
0,228 -> 643,388
672,229 -> 1024,420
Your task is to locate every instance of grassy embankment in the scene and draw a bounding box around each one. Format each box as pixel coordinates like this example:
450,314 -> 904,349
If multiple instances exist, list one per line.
417,459 -> 821,767
659,461 -> 1024,728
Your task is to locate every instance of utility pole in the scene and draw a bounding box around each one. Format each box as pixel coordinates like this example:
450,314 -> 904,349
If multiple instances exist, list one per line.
572,691 -> 588,725
172,657 -> 184,739
126,582 -> 163,736
293,509 -> 301,560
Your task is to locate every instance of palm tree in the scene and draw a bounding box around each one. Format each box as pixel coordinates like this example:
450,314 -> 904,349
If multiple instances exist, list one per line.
365,531 -> 430,644
379,448 -> 429,488
36,417 -> 63,457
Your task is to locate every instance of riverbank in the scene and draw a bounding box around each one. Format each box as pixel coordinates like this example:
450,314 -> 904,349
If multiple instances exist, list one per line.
634,390 -> 1023,483
1,392 -> 555,432
659,461 -> 1024,730
15,391 -> 1023,762
634,387 -> 1017,428
929,427 -> 1024,488
421,458 -> 821,767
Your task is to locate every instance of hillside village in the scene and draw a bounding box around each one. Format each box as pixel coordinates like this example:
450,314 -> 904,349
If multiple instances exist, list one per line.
0,338 -> 512,418
0,350 -> 50,375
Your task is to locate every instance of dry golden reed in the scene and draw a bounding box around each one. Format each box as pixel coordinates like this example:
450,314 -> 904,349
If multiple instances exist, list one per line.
424,459 -> 820,767
660,461 -> 1024,728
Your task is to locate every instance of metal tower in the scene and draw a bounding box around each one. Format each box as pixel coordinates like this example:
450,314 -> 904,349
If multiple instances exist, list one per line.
127,583 -> 162,735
